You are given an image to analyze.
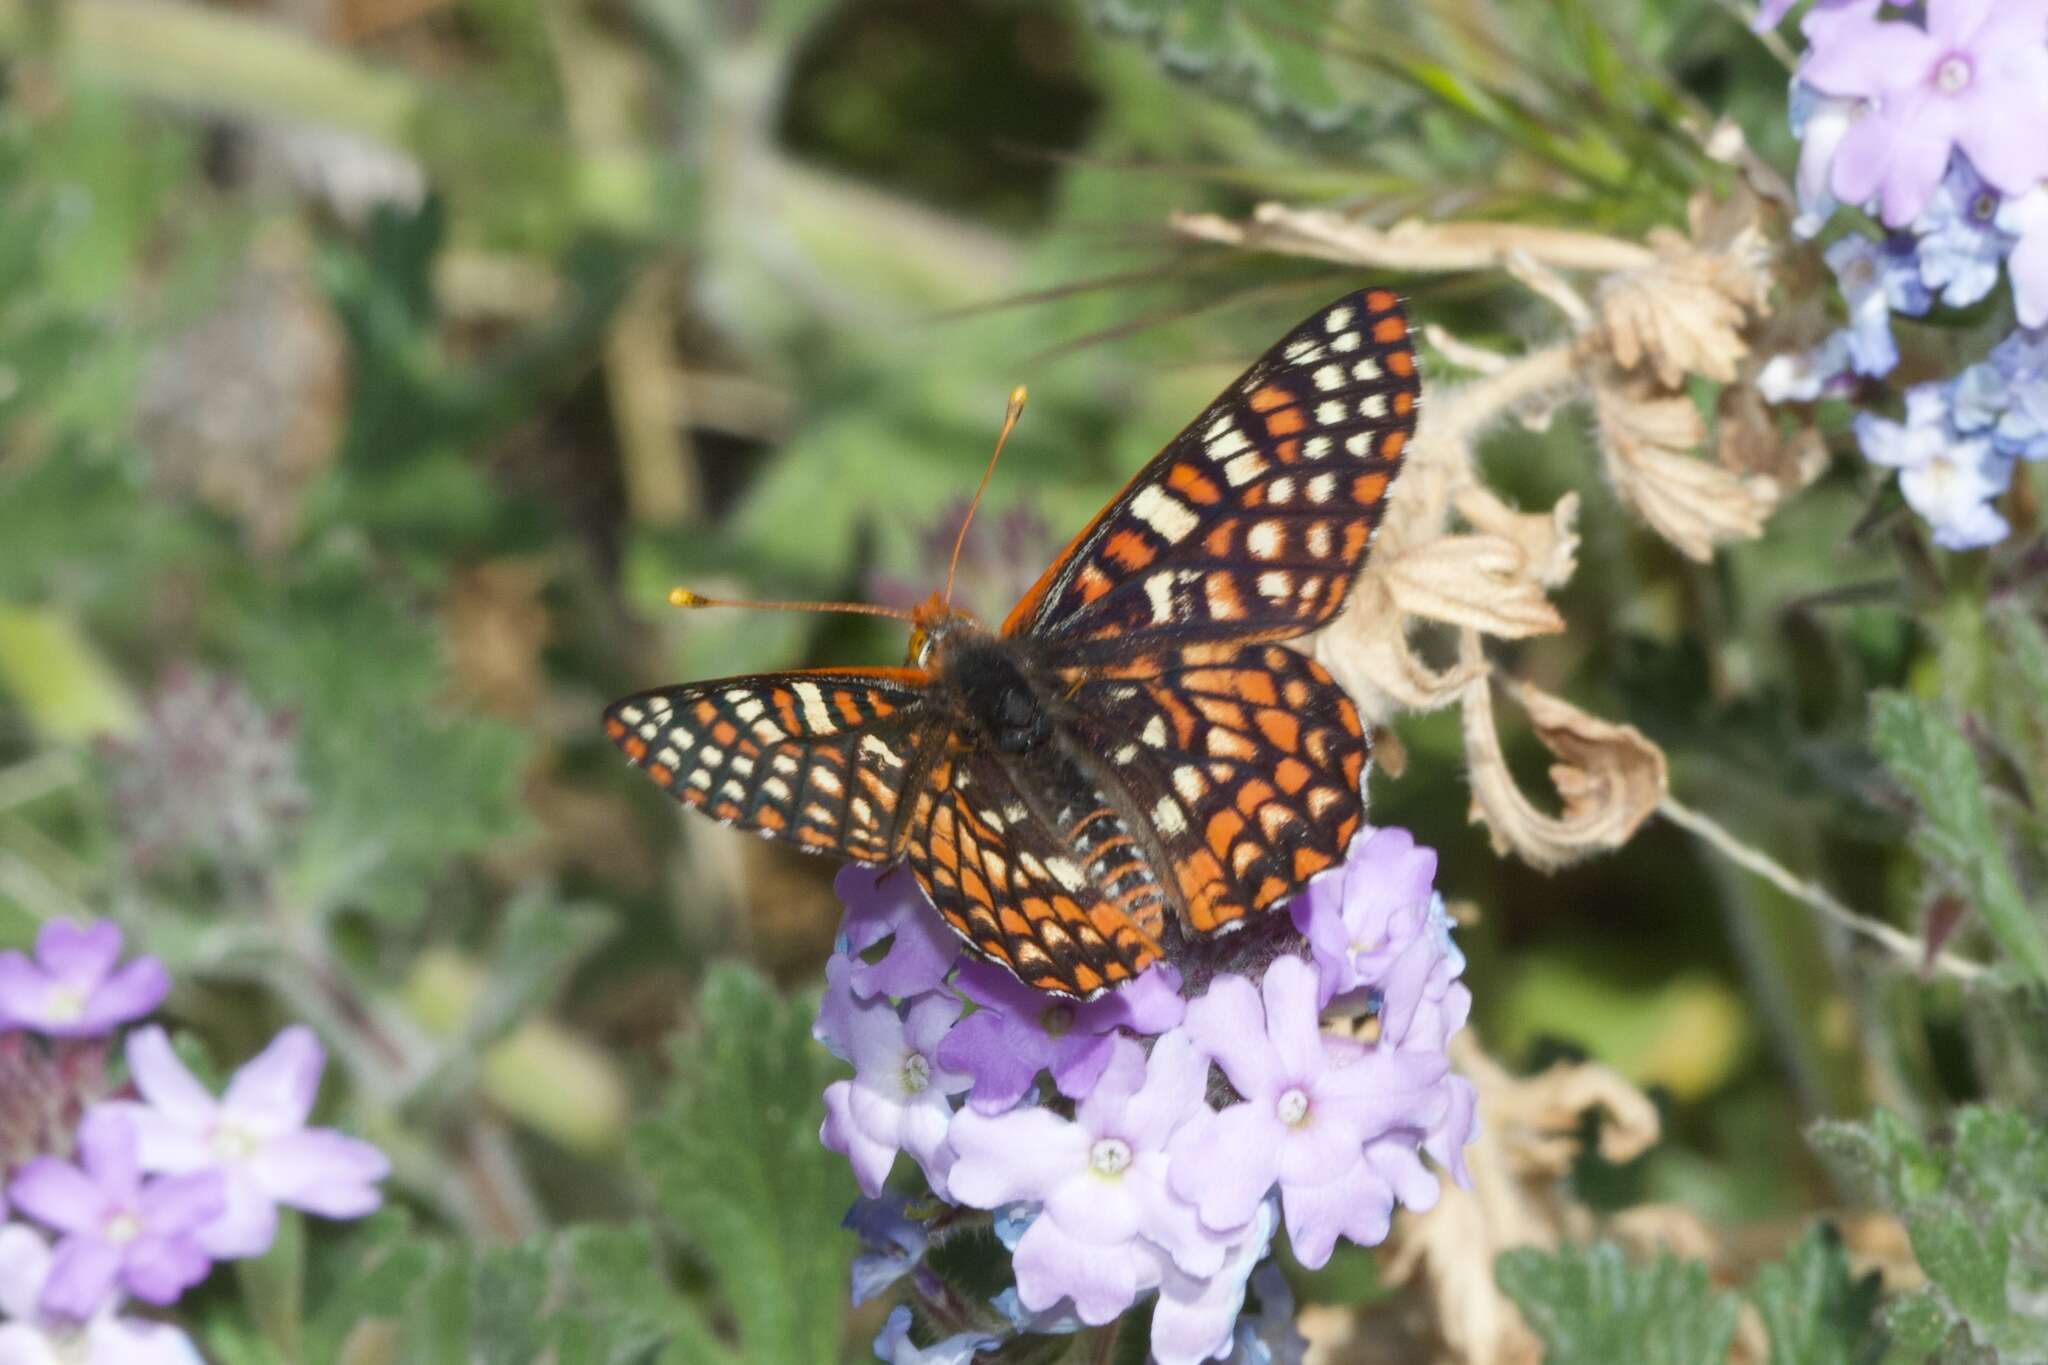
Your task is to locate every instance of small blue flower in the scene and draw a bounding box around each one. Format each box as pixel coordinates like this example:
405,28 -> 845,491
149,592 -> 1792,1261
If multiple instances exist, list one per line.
1987,328 -> 2048,460
1229,1262 -> 1308,1365
843,1195 -> 929,1307
1826,234 -> 1932,379
1913,157 -> 2015,309
991,1203 -> 1035,1252
991,1287 -> 1088,1336
872,1307 -> 1004,1365
1757,331 -> 1855,405
1855,383 -> 2014,550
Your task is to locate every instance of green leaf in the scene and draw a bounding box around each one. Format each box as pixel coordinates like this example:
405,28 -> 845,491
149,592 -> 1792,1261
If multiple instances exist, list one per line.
1870,691 -> 2048,986
1810,1105 -> 2048,1362
1749,1224 -> 1883,1365
237,1210 -> 308,1363
1495,1242 -> 1739,1365
633,964 -> 856,1365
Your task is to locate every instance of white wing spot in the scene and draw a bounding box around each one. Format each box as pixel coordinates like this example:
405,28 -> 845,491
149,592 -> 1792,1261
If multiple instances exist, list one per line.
687,768 -> 712,789
1345,433 -> 1371,456
1269,477 -> 1297,503
1208,427 -> 1250,460
1313,364 -> 1343,392
1152,797 -> 1189,836
1259,570 -> 1292,599
762,777 -> 791,801
1352,357 -> 1381,382
699,745 -> 725,767
731,755 -> 755,777
860,735 -> 904,769
793,682 -> 833,733
1145,572 -> 1176,624
1248,521 -> 1282,558
1205,415 -> 1234,439
1044,857 -> 1086,892
638,721 -> 659,741
1225,452 -> 1268,487
813,768 -> 843,795
1358,393 -> 1388,420
1307,473 -> 1337,504
1304,436 -> 1332,459
669,728 -> 696,751
1173,765 -> 1206,803
1332,331 -> 1361,353
733,697 -> 765,723
1131,485 -> 1199,544
1316,400 -> 1345,426
1142,715 -> 1169,748
647,695 -> 674,715
617,705 -> 645,725
1115,743 -> 1139,765
1324,306 -> 1355,333
851,796 -> 873,825
656,746 -> 681,767
719,779 -> 746,801
1307,522 -> 1333,557
1004,802 -> 1029,824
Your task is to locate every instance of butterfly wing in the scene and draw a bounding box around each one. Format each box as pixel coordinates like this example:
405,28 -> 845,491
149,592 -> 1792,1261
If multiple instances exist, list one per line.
603,668 -> 938,863
1060,642 -> 1368,938
1003,288 -> 1419,661
900,739 -> 1170,999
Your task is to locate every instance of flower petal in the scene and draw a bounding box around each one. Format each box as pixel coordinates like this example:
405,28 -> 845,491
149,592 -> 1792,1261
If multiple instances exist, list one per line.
1181,976 -> 1280,1103
946,1108 -> 1088,1208
138,1171 -> 226,1237
9,1158 -> 112,1235
222,1027 -> 324,1132
1117,1030 -> 1210,1153
33,921 -> 122,987
119,1234 -> 212,1306
195,1171 -> 280,1260
1167,1104 -> 1282,1235
820,1081 -> 898,1198
123,1028 -> 219,1131
38,1236 -> 123,1320
1259,957 -> 1326,1083
73,959 -> 170,1036
1011,1217 -> 1141,1326
0,1225 -> 53,1322
935,1010 -> 1051,1115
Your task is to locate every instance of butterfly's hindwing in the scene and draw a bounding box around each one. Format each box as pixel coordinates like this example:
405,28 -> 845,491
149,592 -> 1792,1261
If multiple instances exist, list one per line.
603,669 -> 935,862
1005,289 -> 1419,657
901,738 -> 1169,996
1063,643 -> 1367,938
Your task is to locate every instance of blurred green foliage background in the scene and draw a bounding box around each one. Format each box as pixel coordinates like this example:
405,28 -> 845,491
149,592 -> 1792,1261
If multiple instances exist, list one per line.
0,0 -> 2043,1359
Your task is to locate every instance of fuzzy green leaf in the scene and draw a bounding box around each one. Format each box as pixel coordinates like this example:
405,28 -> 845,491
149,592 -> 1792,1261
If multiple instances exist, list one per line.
1749,1224 -> 1883,1365
1495,1242 -> 1739,1365
1870,691 -> 2048,986
633,964 -> 855,1365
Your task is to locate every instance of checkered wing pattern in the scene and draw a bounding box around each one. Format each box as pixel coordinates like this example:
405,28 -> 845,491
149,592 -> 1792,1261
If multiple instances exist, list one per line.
1063,643 -> 1368,938
603,668 -> 936,863
900,742 -> 1170,997
1003,289 -> 1419,661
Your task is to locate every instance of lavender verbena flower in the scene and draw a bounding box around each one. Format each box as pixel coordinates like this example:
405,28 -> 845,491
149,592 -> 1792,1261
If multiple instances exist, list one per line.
97,1026 -> 388,1260
1826,234 -> 1931,377
6,1109 -> 223,1318
843,1195 -> 928,1307
1757,0 -> 1885,36
1855,383 -> 2014,548
1788,80 -> 1863,239
1167,957 -> 1450,1269
947,1034 -> 1227,1326
1291,827 -> 1438,1009
1232,1260 -> 1310,1365
936,961 -> 1184,1114
1999,187 -> 2048,329
835,866 -> 960,1003
1913,156 -> 2016,307
1149,1199 -> 1279,1365
1800,0 -> 2048,226
0,1224 -> 205,1365
819,967 -> 969,1199
0,922 -> 168,1040
872,1305 -> 1002,1365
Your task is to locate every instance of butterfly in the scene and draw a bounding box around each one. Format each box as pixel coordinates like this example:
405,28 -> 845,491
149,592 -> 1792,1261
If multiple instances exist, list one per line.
605,288 -> 1419,999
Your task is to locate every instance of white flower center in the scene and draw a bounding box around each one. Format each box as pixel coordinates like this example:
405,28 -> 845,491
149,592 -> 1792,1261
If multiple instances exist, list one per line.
1276,1087 -> 1311,1126
1972,191 -> 2000,224
1927,455 -> 1958,493
42,985 -> 85,1024
1089,1137 -> 1133,1177
212,1120 -> 260,1163
900,1053 -> 932,1095
1934,55 -> 1972,95
104,1211 -> 142,1246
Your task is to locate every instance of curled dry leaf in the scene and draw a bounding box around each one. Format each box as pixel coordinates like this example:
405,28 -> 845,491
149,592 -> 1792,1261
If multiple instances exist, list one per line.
1462,669 -> 1669,872
1594,375 -> 1780,561
1597,188 -> 1774,389
1717,379 -> 1830,494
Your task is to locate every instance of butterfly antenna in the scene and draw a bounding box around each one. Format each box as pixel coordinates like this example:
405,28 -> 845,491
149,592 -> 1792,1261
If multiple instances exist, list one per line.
945,386 -> 1028,608
667,588 -> 917,623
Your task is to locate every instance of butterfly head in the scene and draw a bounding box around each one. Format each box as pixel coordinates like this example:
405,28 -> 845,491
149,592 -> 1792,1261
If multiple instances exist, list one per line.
907,591 -> 979,667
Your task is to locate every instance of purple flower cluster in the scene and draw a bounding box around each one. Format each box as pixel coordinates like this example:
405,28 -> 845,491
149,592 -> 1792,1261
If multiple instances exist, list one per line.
815,828 -> 1477,1364
1759,0 -> 2048,549
0,919 -> 388,1357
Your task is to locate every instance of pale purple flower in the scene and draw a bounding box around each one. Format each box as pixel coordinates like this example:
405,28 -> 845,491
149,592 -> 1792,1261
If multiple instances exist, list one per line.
1231,1260 -> 1309,1365
1855,384 -> 2014,548
1757,331 -> 1855,404
947,1035 -> 1226,1325
1826,234 -> 1930,377
936,961 -> 1184,1114
820,987 -> 968,1199
6,1109 -> 223,1318
98,1026 -> 386,1261
1788,81 -> 1864,238
1999,187 -> 2048,329
1290,827 -> 1445,1012
0,923 -> 167,1040
1801,0 -> 2048,226
1757,0 -> 1886,37
1147,1200 -> 1278,1365
1913,157 -> 2015,307
871,1307 -> 1002,1365
1167,958 -> 1449,1270
843,1195 -> 927,1307
1975,328 -> 2048,457
0,1224 -> 205,1365
835,867 -> 959,1003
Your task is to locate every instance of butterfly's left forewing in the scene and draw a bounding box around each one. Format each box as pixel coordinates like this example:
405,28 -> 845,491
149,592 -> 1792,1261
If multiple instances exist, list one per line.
1004,289 -> 1420,659
603,668 -> 936,863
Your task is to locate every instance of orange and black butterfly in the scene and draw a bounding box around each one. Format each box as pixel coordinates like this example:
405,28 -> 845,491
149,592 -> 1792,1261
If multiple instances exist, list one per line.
605,289 -> 1419,999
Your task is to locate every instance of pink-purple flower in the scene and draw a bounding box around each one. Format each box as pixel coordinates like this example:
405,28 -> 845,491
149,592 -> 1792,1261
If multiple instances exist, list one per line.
98,1026 -> 389,1260
1800,0 -> 2048,226
1167,957 -> 1450,1269
946,1035 -> 1227,1325
0,1223 -> 205,1365
834,867 -> 959,1003
5,1109 -> 223,1319
819,974 -> 969,1198
0,923 -> 168,1040
935,960 -> 1183,1114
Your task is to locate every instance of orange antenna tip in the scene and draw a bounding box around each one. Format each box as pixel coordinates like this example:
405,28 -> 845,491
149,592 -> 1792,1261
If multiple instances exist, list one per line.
1007,385 -> 1028,412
